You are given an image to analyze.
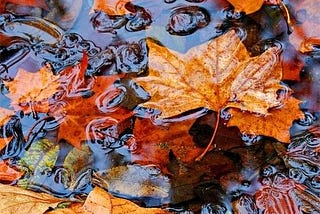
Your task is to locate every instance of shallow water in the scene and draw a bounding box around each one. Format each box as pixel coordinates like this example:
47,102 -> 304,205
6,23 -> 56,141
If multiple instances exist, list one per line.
1,0 -> 320,213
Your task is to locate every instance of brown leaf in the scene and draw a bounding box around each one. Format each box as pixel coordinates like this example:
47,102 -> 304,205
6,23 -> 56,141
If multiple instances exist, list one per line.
227,97 -> 304,142
4,66 -> 59,113
134,30 -> 302,141
131,118 -> 204,170
91,0 -> 130,15
0,183 -> 66,214
0,0 -> 49,13
0,160 -> 24,182
226,0 -> 264,14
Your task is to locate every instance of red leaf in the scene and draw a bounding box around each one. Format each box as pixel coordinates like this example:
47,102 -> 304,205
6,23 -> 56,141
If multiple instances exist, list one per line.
131,118 -> 205,172
0,160 -> 24,182
0,0 -> 49,13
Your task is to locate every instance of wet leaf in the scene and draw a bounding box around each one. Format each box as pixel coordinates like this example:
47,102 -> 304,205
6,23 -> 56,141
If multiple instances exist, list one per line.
4,66 -> 59,114
0,108 -> 14,151
227,97 -> 304,142
59,52 -> 94,98
52,74 -> 133,148
82,187 -> 168,214
289,0 -> 320,52
47,187 -> 168,214
0,0 -> 49,13
93,164 -> 170,202
255,173 -> 302,214
131,118 -> 205,170
0,160 -> 24,182
226,0 -> 264,14
0,183 -> 66,214
134,30 -> 303,141
91,0 -> 130,15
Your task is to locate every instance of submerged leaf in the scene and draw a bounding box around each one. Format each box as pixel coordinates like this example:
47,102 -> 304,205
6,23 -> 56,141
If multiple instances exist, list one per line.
93,164 -> 170,201
131,118 -> 205,170
4,66 -> 59,113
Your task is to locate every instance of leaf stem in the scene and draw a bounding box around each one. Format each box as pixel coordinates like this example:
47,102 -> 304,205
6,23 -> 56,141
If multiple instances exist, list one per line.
195,110 -> 220,161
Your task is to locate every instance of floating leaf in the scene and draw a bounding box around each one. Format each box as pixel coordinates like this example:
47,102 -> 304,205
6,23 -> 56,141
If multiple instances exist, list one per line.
134,30 -> 303,142
227,97 -> 304,142
0,183 -> 66,214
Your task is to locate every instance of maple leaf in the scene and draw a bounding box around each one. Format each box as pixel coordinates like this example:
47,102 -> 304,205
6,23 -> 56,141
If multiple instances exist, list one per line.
0,160 -> 24,182
59,52 -> 94,98
0,0 -> 49,13
227,97 -> 305,142
134,30 -> 284,119
52,75 -> 132,148
131,118 -> 205,170
134,30 -> 303,145
226,0 -> 264,14
0,183 -> 66,214
4,66 -> 59,114
91,0 -> 130,15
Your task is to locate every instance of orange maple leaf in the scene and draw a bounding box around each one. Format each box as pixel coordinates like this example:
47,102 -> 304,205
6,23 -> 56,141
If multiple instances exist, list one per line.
4,66 -> 59,114
59,52 -> 94,98
0,0 -> 49,13
227,97 -> 304,142
134,30 -> 303,144
131,118 -> 205,170
52,75 -> 132,148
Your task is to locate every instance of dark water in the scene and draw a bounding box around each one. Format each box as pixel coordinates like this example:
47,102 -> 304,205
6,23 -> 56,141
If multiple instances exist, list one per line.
1,0 -> 320,213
